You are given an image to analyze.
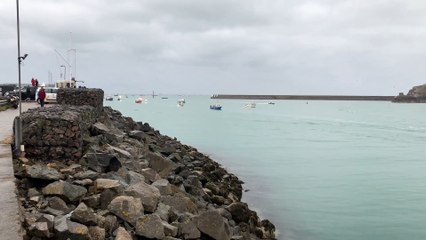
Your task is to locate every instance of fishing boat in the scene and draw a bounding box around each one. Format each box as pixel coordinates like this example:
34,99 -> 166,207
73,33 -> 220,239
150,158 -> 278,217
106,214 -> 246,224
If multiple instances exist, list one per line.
210,104 -> 222,110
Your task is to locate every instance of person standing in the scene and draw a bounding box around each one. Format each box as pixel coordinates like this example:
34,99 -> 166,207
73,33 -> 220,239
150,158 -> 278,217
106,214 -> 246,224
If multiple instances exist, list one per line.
35,79 -> 39,87
31,78 -> 35,86
38,87 -> 46,108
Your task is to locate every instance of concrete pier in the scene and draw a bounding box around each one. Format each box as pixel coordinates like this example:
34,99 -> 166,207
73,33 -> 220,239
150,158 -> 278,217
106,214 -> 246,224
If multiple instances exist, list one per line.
211,94 -> 396,101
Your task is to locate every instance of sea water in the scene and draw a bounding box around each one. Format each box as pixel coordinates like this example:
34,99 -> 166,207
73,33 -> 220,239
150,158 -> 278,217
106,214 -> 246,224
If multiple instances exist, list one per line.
105,96 -> 426,240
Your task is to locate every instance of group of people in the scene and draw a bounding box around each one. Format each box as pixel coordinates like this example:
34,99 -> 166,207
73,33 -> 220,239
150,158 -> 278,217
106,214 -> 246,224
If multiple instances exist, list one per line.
31,78 -> 39,87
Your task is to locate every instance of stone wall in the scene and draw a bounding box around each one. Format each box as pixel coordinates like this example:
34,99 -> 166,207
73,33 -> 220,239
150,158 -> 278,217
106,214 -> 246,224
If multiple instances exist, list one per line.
21,105 -> 99,160
57,88 -> 104,110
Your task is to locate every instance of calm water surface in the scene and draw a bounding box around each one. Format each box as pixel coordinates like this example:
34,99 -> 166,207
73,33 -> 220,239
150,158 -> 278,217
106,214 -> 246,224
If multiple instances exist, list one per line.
105,96 -> 426,240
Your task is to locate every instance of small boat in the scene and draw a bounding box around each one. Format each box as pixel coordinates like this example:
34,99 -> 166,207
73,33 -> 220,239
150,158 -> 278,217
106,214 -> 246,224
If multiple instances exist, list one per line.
268,102 -> 275,105
210,104 -> 222,110
177,98 -> 185,107
117,95 -> 122,101
161,97 -> 168,100
135,97 -> 144,103
244,102 -> 256,108
106,96 -> 113,101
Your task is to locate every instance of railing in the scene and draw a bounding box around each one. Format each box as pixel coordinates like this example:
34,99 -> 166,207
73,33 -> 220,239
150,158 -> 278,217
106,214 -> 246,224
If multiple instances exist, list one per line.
0,99 -> 8,107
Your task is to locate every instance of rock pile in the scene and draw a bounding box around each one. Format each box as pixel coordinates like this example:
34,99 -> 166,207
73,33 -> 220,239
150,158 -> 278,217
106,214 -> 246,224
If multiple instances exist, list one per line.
13,89 -> 276,239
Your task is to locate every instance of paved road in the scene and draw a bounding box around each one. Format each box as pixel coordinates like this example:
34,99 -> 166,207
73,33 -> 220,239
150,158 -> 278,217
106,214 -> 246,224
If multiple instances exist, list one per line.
0,102 -> 39,239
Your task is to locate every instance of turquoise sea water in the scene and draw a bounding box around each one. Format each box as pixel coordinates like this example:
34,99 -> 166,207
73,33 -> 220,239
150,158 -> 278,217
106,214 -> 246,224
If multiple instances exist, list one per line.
105,96 -> 426,240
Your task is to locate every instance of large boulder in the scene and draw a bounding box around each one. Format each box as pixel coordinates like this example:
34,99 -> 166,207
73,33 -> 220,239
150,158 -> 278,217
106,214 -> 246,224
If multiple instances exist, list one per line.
124,182 -> 161,213
107,196 -> 144,225
160,193 -> 198,214
42,181 -> 87,202
71,203 -> 97,226
196,210 -> 231,240
26,164 -> 63,180
135,214 -> 165,239
54,216 -> 90,240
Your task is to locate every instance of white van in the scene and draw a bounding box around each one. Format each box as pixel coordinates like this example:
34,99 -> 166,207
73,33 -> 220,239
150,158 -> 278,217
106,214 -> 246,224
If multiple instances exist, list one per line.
35,87 -> 59,103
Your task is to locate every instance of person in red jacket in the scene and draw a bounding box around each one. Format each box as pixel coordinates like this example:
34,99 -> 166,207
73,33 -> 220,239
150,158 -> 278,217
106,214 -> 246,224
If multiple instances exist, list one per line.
38,87 -> 46,107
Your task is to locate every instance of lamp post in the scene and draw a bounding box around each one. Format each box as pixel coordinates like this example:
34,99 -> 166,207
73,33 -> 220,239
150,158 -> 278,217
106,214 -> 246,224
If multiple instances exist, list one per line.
60,65 -> 67,80
15,0 -> 27,155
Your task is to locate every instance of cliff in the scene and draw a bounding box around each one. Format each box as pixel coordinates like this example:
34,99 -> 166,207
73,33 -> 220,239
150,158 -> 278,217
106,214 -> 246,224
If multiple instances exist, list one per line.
13,88 -> 276,240
393,84 -> 426,103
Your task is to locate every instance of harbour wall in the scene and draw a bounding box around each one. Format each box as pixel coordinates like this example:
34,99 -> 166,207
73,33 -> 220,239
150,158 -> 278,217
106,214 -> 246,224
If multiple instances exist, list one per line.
211,94 -> 396,101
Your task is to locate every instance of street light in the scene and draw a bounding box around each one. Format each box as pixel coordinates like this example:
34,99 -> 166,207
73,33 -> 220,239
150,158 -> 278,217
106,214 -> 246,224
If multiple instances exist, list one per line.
15,0 -> 26,155
60,65 -> 67,79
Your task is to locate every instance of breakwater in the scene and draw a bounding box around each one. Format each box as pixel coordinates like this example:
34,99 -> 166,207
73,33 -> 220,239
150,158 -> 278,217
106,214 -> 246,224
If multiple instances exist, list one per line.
211,94 -> 396,101
13,88 -> 276,240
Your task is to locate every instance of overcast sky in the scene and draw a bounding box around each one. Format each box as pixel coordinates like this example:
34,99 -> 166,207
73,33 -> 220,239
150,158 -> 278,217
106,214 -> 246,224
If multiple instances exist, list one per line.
1,0 -> 426,95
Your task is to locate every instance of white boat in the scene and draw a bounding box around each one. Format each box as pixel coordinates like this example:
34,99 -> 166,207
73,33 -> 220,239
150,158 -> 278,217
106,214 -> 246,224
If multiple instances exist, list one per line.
244,102 -> 256,108
135,97 -> 144,103
117,95 -> 122,101
177,98 -> 186,107
106,96 -> 113,101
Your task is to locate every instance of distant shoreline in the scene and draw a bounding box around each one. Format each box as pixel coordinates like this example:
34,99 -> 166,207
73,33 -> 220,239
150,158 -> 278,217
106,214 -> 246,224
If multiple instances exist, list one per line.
211,94 -> 395,101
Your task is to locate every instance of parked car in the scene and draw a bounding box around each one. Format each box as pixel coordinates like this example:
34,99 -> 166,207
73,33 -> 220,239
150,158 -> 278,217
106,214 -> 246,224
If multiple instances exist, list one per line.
4,86 -> 33,100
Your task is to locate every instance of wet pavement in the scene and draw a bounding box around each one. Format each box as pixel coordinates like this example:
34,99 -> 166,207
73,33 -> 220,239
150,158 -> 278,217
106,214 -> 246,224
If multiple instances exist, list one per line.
0,102 -> 39,239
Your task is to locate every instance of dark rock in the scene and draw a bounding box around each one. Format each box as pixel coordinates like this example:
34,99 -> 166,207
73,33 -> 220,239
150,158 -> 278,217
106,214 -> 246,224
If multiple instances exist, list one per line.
94,178 -> 122,191
226,202 -> 257,224
108,195 -> 144,225
115,226 -> 133,240
47,196 -> 71,214
83,194 -> 101,209
124,182 -> 161,213
37,214 -> 55,232
141,168 -> 161,183
180,218 -> 201,239
163,221 -> 178,237
88,226 -> 106,240
74,170 -> 98,180
152,179 -> 173,195
100,189 -> 120,209
197,210 -> 231,240
146,152 -> 177,178
84,153 -> 122,173
42,180 -> 87,202
54,216 -> 90,240
129,130 -> 148,141
135,214 -> 165,239
71,202 -> 97,226
160,193 -> 198,214
26,164 -> 63,180
29,222 -> 51,238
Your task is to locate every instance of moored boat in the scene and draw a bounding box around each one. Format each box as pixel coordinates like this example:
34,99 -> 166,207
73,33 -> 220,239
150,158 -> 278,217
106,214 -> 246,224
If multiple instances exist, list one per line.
135,97 -> 144,103
177,98 -> 185,107
244,102 -> 256,108
210,104 -> 222,110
